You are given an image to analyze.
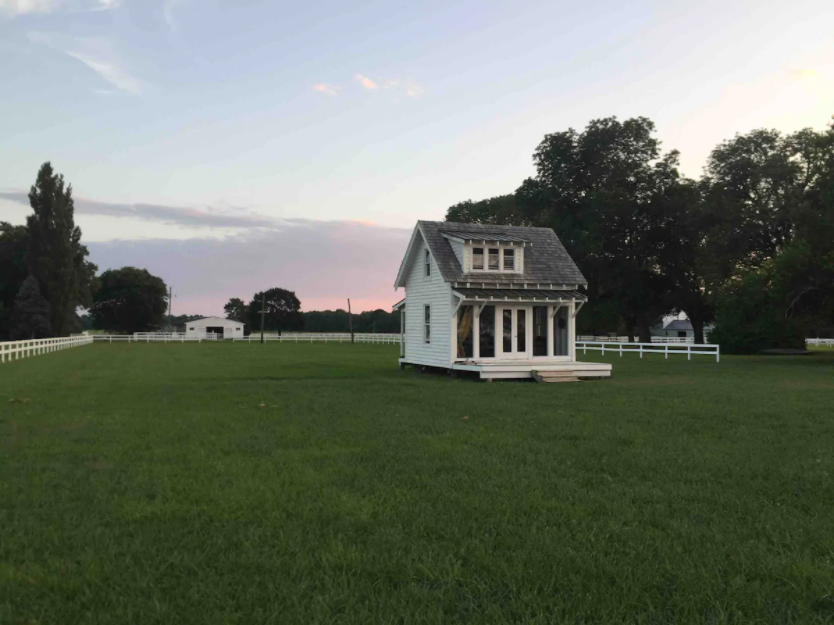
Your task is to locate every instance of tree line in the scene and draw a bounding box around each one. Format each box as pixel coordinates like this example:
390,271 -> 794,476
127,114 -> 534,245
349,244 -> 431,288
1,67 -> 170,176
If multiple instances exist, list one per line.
446,116 -> 834,352
222,293 -> 399,334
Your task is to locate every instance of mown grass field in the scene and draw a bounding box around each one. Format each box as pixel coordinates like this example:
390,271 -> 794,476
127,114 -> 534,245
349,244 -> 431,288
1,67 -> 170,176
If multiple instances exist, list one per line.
2,343 -> 834,624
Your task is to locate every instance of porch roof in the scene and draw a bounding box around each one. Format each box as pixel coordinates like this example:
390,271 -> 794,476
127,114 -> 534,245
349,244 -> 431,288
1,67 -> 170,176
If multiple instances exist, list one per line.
452,288 -> 587,303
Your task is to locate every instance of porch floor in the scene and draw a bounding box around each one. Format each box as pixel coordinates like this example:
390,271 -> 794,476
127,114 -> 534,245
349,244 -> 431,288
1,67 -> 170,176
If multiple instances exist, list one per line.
399,358 -> 612,380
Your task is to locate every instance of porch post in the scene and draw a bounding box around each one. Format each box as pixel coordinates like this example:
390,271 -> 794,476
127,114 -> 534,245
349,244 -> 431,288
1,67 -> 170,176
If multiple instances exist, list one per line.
473,305 -> 480,359
547,305 -> 554,357
569,302 -> 577,361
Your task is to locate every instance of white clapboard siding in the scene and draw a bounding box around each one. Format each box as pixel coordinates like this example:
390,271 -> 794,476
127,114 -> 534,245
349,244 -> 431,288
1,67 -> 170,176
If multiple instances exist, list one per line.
404,232 -> 452,367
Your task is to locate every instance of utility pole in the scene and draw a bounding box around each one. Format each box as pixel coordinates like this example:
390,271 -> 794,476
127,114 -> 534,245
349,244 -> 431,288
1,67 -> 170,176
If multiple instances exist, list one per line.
260,293 -> 266,344
347,298 -> 354,344
167,286 -> 173,330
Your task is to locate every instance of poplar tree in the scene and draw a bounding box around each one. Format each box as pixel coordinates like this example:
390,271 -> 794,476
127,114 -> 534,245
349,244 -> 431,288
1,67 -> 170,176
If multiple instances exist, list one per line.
26,162 -> 96,336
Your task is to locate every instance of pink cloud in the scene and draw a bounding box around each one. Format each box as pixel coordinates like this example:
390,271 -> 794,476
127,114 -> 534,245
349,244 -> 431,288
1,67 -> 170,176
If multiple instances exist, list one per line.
355,74 -> 378,90
312,83 -> 339,96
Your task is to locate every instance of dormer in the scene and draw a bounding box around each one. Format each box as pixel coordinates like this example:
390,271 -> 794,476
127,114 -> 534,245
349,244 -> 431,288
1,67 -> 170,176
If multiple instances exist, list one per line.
440,230 -> 528,275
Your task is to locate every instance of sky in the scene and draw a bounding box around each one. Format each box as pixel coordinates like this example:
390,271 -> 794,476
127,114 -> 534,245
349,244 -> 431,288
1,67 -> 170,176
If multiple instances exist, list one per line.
1,0 -> 832,314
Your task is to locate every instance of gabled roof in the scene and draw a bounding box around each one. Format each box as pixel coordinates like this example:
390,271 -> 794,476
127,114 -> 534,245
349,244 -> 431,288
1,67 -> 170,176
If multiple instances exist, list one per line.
396,221 -> 587,288
190,316 -> 245,326
664,320 -> 694,331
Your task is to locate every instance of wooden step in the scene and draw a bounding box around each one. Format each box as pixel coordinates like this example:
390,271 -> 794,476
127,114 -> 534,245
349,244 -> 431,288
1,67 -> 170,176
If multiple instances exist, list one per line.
532,370 -> 581,383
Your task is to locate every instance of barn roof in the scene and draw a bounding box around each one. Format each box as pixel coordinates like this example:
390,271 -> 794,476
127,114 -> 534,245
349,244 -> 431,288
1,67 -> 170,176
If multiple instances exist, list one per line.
397,221 -> 586,287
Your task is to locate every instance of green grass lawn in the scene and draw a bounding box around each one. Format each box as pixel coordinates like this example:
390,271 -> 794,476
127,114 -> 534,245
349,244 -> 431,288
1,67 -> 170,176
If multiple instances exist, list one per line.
2,344 -> 834,624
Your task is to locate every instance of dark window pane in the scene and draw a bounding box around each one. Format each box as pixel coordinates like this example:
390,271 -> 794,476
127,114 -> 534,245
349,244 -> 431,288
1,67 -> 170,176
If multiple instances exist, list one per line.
479,306 -> 495,358
503,309 -> 512,352
533,306 -> 547,356
472,247 -> 484,270
553,306 -> 569,355
488,248 -> 500,270
517,309 -> 526,353
456,306 -> 474,359
503,248 -> 515,270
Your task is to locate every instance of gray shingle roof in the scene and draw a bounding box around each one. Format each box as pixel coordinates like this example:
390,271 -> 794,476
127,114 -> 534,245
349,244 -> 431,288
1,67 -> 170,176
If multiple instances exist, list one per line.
453,288 -> 587,302
420,221 -> 587,286
664,320 -> 694,331
440,230 -> 530,243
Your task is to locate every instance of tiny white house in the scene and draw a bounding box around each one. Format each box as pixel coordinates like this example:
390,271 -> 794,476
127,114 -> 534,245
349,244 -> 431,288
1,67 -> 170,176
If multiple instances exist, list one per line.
393,221 -> 612,381
183,316 -> 245,339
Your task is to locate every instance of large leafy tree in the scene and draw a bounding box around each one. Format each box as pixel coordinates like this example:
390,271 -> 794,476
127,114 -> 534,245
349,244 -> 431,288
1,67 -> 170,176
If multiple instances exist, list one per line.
0,222 -> 30,340
91,267 -> 168,334
517,117 -> 686,341
223,297 -> 248,323
9,275 -> 52,340
446,195 -> 529,225
248,288 -> 302,334
26,162 -> 97,336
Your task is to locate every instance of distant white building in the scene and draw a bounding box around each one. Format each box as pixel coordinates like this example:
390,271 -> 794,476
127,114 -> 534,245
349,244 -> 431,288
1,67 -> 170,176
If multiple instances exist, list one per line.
183,316 -> 245,339
652,319 -> 713,340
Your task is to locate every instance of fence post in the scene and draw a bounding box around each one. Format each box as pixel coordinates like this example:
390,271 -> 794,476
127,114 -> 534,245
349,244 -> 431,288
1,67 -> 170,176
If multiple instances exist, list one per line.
665,344 -> 668,359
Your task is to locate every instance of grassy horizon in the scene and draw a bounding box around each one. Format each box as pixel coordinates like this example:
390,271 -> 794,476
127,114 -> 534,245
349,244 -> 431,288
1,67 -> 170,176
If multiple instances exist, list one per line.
2,343 -> 834,623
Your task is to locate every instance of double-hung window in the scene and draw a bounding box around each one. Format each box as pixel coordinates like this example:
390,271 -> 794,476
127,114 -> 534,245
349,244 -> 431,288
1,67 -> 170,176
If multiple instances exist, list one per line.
424,305 -> 431,343
425,250 -> 431,277
472,247 -> 484,270
503,248 -> 515,270
487,248 -> 500,271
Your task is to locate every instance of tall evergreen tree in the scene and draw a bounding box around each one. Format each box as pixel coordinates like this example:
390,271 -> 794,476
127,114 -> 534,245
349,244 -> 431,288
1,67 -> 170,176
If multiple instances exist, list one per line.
26,162 -> 97,336
10,275 -> 52,340
0,222 -> 30,340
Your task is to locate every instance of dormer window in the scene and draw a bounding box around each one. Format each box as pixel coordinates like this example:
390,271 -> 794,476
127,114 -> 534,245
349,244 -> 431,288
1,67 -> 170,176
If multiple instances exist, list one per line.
472,247 -> 484,270
503,248 -> 515,271
487,248 -> 499,270
466,243 -> 522,274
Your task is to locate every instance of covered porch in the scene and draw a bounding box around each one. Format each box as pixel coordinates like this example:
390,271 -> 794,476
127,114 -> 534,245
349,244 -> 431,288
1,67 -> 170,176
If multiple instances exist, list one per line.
448,288 -> 610,380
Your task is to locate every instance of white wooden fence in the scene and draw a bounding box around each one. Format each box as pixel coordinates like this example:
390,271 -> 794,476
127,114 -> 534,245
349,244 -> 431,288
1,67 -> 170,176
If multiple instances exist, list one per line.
576,340 -> 720,362
806,338 -> 834,347
1,335 -> 94,363
233,333 -> 400,344
577,335 -> 706,344
92,335 -> 206,343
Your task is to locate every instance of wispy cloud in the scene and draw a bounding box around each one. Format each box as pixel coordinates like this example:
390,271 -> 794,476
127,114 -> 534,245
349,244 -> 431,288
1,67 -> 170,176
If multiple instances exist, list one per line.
355,74 -> 378,90
0,0 -> 59,15
65,49 -> 143,94
313,83 -> 339,97
27,32 -> 145,95
87,220 -> 410,314
0,191 -> 279,229
0,0 -> 120,16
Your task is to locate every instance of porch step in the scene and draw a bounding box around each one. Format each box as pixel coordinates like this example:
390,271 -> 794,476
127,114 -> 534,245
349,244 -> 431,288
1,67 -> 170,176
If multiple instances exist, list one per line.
532,370 -> 581,383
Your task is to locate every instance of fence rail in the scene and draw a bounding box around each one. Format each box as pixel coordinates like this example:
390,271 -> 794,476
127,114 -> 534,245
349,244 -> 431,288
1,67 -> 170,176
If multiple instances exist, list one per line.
92,335 -> 207,343
1,335 -> 94,363
576,335 -> 709,344
576,340 -> 720,362
806,338 -> 834,347
233,333 -> 401,344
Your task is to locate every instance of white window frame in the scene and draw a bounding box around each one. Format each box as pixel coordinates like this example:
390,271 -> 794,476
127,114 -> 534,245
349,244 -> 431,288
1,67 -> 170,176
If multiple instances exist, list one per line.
472,247 -> 484,270
467,243 -> 522,274
424,305 -> 431,344
425,250 -> 431,277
